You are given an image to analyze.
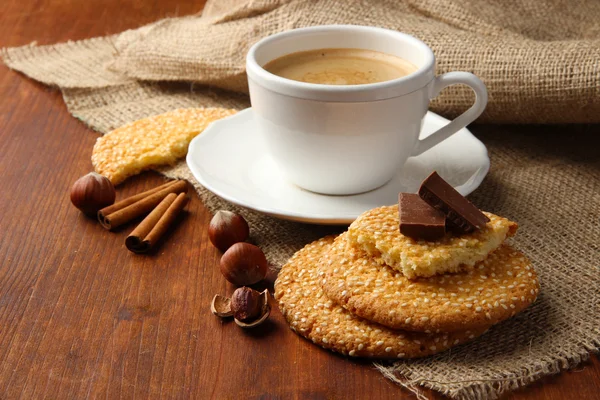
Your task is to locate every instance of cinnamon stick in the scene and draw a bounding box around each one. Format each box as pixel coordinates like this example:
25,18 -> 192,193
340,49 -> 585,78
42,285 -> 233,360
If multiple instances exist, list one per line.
99,180 -> 177,217
125,192 -> 189,253
98,180 -> 187,230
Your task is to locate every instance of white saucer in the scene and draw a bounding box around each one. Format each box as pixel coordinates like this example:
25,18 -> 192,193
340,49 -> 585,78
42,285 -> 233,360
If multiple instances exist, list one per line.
187,108 -> 489,225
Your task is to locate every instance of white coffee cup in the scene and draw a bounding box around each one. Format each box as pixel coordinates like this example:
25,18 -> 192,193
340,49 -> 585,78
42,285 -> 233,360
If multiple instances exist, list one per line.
246,25 -> 487,195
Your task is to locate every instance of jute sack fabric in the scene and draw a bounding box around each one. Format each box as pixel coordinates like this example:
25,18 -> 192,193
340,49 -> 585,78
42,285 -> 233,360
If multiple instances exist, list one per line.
106,0 -> 600,124
2,1 -> 599,398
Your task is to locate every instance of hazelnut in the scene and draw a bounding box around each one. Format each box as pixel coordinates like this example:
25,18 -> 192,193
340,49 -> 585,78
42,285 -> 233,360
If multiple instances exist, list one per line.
231,288 -> 270,328
208,210 -> 249,252
210,289 -> 270,328
70,172 -> 116,217
230,287 -> 262,321
220,242 -> 268,286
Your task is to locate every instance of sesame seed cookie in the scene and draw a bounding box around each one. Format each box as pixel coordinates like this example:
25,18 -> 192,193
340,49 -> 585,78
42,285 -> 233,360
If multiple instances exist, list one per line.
92,108 -> 237,184
274,236 -> 490,359
319,233 -> 539,333
347,205 -> 518,279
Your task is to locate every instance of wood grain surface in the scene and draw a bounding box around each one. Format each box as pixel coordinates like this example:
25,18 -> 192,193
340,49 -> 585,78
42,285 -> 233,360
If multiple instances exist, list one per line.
1,1 -> 599,399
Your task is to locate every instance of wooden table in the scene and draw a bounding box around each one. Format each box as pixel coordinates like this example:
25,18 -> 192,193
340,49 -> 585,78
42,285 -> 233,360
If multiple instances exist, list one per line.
1,1 -> 599,398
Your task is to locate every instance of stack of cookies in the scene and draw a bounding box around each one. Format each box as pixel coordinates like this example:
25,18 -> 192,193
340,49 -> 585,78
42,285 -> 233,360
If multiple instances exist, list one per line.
275,172 -> 540,359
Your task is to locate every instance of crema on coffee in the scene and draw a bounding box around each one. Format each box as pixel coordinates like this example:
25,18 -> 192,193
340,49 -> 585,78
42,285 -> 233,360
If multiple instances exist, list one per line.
263,48 -> 417,85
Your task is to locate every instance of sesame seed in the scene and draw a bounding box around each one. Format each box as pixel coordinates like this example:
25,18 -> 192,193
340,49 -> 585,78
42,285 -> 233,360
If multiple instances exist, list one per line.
397,353 -> 406,358
349,350 -> 356,356
405,317 -> 412,324
385,347 -> 392,352
357,344 -> 364,350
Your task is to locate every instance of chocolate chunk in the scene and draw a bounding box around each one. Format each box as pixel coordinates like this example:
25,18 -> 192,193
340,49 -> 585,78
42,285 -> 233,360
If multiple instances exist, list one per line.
398,193 -> 446,241
418,171 -> 490,233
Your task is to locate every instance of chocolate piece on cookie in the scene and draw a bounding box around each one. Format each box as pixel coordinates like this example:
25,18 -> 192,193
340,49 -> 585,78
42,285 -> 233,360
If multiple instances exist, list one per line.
398,193 -> 445,241
319,233 -> 539,333
347,205 -> 517,279
274,236 -> 489,359
419,171 -> 489,233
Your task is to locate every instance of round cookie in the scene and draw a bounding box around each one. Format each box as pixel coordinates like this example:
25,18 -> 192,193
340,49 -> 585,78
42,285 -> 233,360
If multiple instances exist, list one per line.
319,233 -> 539,333
347,205 -> 518,279
274,236 -> 490,359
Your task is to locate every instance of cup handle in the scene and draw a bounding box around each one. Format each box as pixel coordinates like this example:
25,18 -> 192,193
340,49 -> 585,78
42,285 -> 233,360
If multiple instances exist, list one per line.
411,72 -> 488,156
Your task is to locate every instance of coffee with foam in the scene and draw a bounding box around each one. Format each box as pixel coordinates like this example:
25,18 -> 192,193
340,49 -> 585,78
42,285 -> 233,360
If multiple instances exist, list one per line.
263,48 -> 417,85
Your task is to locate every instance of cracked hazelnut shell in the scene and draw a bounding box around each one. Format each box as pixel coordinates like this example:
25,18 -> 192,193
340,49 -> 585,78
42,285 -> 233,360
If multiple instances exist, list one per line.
211,294 -> 233,318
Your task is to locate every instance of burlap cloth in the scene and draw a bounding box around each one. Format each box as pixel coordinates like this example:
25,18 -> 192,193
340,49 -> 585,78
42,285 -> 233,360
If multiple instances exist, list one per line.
2,1 -> 599,398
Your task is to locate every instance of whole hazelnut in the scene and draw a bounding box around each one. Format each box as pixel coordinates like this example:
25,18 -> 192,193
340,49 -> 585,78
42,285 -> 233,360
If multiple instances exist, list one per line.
208,210 -> 250,252
220,242 -> 268,286
70,172 -> 116,217
230,287 -> 263,322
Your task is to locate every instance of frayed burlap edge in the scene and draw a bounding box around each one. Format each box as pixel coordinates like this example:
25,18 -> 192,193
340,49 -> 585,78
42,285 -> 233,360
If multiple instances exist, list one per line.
376,336 -> 600,400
